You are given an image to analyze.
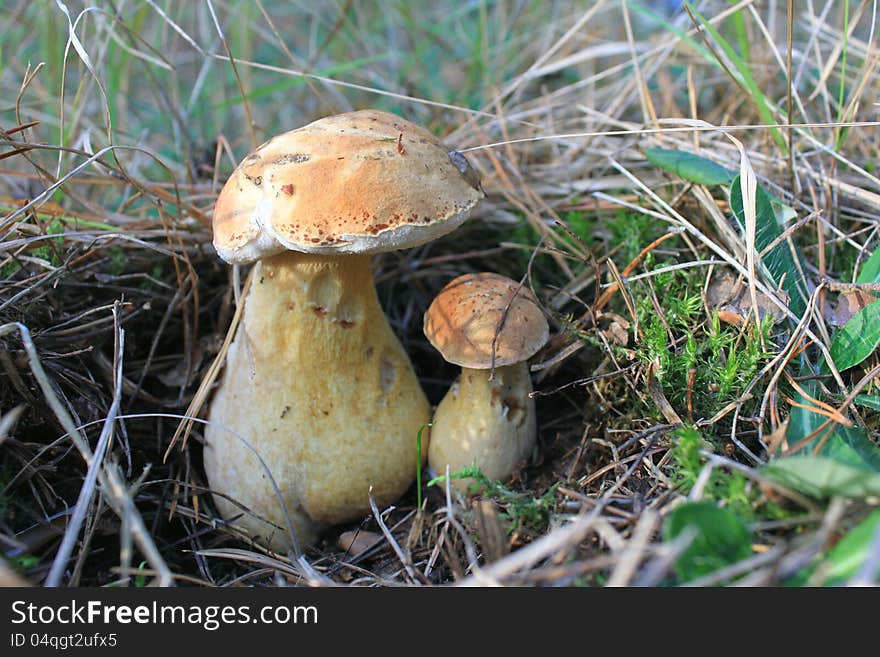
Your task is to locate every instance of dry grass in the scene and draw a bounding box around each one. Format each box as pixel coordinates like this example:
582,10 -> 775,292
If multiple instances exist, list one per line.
2,0 -> 880,587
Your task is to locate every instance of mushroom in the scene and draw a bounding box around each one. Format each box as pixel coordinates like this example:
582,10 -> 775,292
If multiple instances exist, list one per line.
423,273 -> 549,490
205,110 -> 483,550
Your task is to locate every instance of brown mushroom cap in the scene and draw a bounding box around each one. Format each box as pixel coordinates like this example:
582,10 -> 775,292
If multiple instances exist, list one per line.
212,109 -> 484,264
424,272 -> 549,369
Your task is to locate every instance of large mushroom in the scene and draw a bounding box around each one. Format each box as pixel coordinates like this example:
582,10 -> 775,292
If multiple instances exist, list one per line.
423,273 -> 549,490
205,110 -> 483,551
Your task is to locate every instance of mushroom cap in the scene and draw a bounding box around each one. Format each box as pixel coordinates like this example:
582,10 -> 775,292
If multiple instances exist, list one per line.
212,109 -> 484,264
424,272 -> 549,369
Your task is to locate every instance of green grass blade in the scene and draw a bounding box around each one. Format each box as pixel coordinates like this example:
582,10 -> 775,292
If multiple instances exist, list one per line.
206,54 -> 392,112
626,1 -> 714,62
728,2 -> 750,66
835,0 -> 850,149
415,422 -> 431,510
686,4 -> 787,153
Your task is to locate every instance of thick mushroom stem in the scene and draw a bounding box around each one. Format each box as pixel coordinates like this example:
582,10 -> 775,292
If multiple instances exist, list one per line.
428,362 -> 536,491
204,251 -> 431,551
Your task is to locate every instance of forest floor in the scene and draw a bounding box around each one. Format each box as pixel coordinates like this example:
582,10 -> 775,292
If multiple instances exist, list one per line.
2,1 -> 880,587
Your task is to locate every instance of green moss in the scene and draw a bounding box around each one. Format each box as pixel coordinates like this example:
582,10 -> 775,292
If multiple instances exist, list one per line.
0,260 -> 21,279
31,218 -> 66,267
668,426 -> 790,522
428,464 -> 558,535
634,263 -> 776,424
108,246 -> 127,276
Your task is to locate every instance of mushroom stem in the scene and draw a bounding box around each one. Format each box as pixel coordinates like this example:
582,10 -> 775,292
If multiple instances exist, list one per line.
204,251 -> 431,551
428,362 -> 536,490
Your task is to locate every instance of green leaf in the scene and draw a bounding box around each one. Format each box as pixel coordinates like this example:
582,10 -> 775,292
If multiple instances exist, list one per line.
785,381 -> 827,449
785,509 -> 880,586
853,394 -> 880,411
818,247 -> 880,372
763,455 -> 880,499
785,380 -> 880,470
645,148 -> 736,186
729,175 -> 808,317
818,510 -> 880,585
856,247 -> 880,284
772,200 -> 797,224
427,463 -> 483,488
828,301 -> 880,371
774,381 -> 880,498
817,422 -> 880,472
663,502 -> 752,582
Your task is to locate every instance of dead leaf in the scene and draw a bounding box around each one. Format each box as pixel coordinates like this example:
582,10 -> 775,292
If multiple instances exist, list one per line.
158,336 -> 214,387
0,560 -> 30,587
472,499 -> 510,563
337,530 -> 382,557
598,312 -> 631,346
825,290 -> 878,328
760,419 -> 789,456
706,269 -> 742,307
707,270 -> 787,327
647,358 -> 683,425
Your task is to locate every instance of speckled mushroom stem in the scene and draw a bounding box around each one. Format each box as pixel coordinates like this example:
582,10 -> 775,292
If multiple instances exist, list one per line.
204,251 -> 431,551
428,362 -> 536,491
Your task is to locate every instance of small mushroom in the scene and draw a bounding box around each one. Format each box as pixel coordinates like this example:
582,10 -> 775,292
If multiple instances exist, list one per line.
205,110 -> 483,551
423,273 -> 549,490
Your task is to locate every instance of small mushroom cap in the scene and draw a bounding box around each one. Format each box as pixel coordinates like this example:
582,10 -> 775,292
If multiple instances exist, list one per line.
213,109 -> 484,264
424,273 -> 549,369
